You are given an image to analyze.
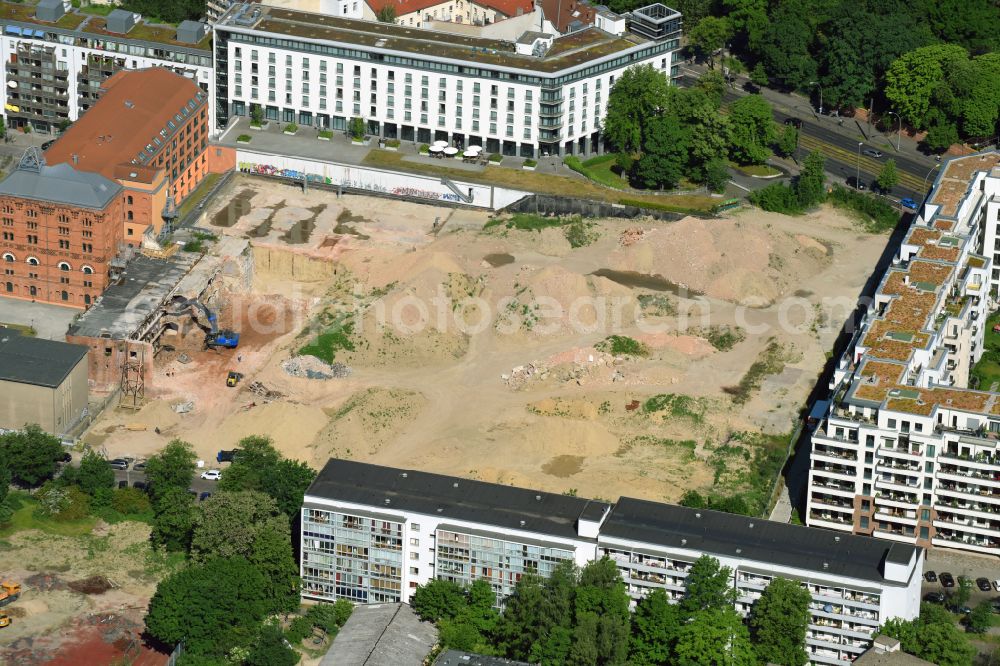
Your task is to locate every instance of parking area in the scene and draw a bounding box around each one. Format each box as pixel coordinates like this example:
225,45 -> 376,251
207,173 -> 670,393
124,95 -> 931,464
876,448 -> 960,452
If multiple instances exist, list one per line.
0,298 -> 77,340
922,548 -> 1000,608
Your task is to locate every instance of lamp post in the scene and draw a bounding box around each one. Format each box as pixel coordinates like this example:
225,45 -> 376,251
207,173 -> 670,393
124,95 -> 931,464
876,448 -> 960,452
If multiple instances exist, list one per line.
856,141 -> 862,189
923,163 -> 941,194
887,111 -> 902,152
808,81 -> 823,116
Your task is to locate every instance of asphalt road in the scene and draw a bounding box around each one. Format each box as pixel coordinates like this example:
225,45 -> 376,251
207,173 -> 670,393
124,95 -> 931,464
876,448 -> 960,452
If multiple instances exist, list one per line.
112,468 -> 219,495
678,72 -> 930,201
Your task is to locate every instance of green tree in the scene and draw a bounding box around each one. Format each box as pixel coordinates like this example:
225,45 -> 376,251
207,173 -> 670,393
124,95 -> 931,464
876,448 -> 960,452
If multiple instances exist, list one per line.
638,114 -> 689,189
112,487 -> 151,516
722,0 -> 768,54
704,158 -> 730,193
349,116 -> 366,140
64,449 -> 116,506
569,557 -> 631,665
882,603 -> 977,666
757,2 -> 816,90
968,601 -> 991,634
603,64 -> 671,155
217,435 -> 316,518
0,424 -> 63,486
688,17 -> 731,69
145,557 -> 269,658
144,439 -> 197,504
630,588 -> 681,665
151,486 -> 195,552
728,95 -> 775,165
412,578 -> 469,622
191,490 -> 298,612
250,103 -> 264,126
681,555 -> 736,616
0,462 -> 13,525
954,576 -> 973,608
749,578 -> 811,666
884,44 -> 968,128
0,116 -> 7,139
679,490 -> 707,509
775,124 -> 799,158
796,150 -> 827,207
962,53 -> 1000,138
376,3 -> 396,22
877,159 -> 899,193
674,608 -> 755,666
248,623 -> 298,666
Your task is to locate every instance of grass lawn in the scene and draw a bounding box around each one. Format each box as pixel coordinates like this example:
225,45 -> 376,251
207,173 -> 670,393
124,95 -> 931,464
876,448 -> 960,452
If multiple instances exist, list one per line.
729,161 -> 781,177
363,150 -> 717,213
0,492 -> 97,539
0,322 -> 36,336
564,154 -> 628,190
176,172 -> 222,221
79,5 -> 115,15
971,312 -> 1000,390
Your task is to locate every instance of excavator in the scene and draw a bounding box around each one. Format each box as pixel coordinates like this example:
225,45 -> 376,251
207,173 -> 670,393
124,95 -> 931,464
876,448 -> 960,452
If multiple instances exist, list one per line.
0,580 -> 20,607
167,299 -> 240,349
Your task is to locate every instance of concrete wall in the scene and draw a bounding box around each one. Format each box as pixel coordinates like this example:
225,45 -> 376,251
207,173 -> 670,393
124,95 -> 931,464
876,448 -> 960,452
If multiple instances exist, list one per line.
234,148 -> 528,210
504,194 -> 709,220
0,355 -> 88,434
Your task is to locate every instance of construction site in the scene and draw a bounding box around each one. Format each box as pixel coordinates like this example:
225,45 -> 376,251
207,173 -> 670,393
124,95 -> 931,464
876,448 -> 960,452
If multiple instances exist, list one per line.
75,173 -> 890,508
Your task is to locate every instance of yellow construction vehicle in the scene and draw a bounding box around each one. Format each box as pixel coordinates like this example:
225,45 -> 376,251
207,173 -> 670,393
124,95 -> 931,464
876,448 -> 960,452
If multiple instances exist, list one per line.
0,580 -> 20,607
0,613 -> 10,628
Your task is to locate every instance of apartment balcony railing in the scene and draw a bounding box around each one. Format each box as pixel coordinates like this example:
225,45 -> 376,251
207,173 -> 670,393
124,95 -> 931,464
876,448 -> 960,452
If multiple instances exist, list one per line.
814,446 -> 858,462
811,494 -> 854,510
813,478 -> 856,492
810,510 -> 852,525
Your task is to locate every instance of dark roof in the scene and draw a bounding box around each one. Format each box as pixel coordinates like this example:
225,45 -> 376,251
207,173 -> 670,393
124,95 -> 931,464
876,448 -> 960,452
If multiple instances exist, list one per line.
307,459 -> 608,540
0,330 -> 88,388
601,497 -> 920,584
0,162 -> 121,209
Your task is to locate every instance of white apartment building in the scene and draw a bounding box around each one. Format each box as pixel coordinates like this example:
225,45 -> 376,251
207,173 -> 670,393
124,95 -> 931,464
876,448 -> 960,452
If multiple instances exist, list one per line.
0,1 -> 213,134
302,458 -> 923,666
807,152 -> 1000,555
213,2 -> 681,158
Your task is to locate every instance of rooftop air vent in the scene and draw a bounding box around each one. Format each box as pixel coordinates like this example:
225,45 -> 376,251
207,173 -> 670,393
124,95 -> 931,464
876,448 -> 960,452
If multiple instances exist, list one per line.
519,520 -> 525,527
695,512 -> 701,518
384,498 -> 390,505
535,494 -> 542,501
401,472 -> 407,478
823,562 -> 829,569
453,482 -> 459,488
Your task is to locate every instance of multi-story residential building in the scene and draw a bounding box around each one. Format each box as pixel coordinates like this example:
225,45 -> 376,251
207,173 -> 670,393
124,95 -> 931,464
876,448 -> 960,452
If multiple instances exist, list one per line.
0,1 -> 212,134
0,147 -> 123,308
302,458 -> 923,666
213,2 -> 681,158
44,67 -> 211,242
806,152 -> 1000,555
365,0 -> 535,28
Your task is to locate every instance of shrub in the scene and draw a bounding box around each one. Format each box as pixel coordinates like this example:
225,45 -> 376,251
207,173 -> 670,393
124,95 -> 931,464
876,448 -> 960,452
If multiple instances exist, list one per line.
564,221 -> 598,248
488,153 -> 502,163
37,483 -> 90,521
283,123 -> 298,133
285,615 -> 313,644
182,239 -> 205,253
236,134 -> 251,143
419,143 -> 430,154
523,158 -> 537,168
112,487 -> 151,515
749,182 -> 803,214
348,116 -> 365,140
827,184 -> 900,233
250,104 -> 264,126
318,129 -> 333,139
596,335 -> 650,357
385,138 -> 400,147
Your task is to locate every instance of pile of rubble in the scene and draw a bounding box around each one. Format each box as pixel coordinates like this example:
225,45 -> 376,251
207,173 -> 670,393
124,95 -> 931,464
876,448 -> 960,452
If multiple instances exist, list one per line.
619,227 -> 646,246
502,351 -> 627,389
282,355 -> 352,380
501,362 -> 548,389
248,381 -> 284,400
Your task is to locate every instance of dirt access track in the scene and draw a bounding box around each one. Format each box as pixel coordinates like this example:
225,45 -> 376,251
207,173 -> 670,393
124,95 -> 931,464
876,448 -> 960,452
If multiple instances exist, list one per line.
89,175 -> 888,505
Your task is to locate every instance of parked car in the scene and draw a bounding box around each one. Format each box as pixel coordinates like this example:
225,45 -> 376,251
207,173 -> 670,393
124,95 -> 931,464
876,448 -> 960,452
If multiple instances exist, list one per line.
40,139 -> 55,151
862,148 -> 884,159
199,492 -> 212,502
900,197 -> 917,210
133,461 -> 146,472
924,592 -> 946,603
216,449 -> 241,464
949,605 -> 973,614
940,572 -> 956,588
925,570 -> 938,583
117,480 -> 128,489
993,580 -> 1000,591
132,481 -> 147,492
977,577 -> 992,592
784,117 -> 803,129
847,176 -> 867,191
200,469 -> 222,481
107,459 -> 129,470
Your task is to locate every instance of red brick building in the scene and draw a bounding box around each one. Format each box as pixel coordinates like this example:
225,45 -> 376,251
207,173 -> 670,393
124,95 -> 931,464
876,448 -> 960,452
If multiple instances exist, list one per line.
44,67 -> 210,245
0,148 -> 123,308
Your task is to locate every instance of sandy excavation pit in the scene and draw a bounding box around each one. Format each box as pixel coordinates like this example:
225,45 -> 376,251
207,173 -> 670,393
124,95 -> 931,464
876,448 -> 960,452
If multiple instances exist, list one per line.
89,175 -> 889,504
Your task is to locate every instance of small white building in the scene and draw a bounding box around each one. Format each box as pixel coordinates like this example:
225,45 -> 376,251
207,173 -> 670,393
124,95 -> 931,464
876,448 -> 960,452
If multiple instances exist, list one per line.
302,458 -> 924,666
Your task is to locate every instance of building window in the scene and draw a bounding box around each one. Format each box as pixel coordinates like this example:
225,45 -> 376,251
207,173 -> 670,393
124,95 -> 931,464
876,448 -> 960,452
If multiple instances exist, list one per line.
1,253 -> 13,262
60,290 -> 68,301
82,265 -> 94,274
58,261 -> 71,271
26,256 -> 38,266
126,195 -> 133,205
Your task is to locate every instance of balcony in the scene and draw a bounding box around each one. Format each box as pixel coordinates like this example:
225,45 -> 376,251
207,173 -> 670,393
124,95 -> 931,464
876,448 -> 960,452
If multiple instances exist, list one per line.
938,481 -> 1000,502
812,462 -> 857,479
813,445 -> 858,462
934,515 -> 1000,535
873,490 -> 919,506
809,509 -> 852,526
812,477 -> 856,493
811,494 -> 854,510
873,508 -> 917,524
933,532 -> 1000,552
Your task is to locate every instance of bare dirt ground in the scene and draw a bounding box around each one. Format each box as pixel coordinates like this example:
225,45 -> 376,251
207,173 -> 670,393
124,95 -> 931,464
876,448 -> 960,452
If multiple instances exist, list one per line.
90,176 -> 887,504
0,522 -> 176,665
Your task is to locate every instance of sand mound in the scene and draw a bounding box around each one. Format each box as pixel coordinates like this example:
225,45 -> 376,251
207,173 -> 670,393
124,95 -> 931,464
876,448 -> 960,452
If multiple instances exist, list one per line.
635,333 -> 715,356
187,401 -> 329,462
610,217 -> 831,304
311,388 -> 426,464
530,398 -> 600,420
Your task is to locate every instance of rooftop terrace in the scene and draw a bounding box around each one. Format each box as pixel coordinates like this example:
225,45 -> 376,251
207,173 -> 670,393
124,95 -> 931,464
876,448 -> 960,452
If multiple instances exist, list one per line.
222,4 -> 649,74
0,0 -> 211,51
843,152 -> 1000,417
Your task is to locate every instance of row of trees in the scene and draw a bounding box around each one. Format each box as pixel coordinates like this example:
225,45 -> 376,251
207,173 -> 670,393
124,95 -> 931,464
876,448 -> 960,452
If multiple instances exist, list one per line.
141,436 -> 318,664
604,66 -> 780,191
674,0 -> 1000,146
413,554 -> 818,666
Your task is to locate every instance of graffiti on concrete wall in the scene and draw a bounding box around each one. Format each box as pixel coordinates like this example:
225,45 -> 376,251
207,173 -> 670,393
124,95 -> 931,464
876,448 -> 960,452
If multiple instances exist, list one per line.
237,161 -> 469,202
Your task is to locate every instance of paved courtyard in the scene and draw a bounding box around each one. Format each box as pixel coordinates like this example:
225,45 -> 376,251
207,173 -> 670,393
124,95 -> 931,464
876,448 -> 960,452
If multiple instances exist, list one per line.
0,297 -> 78,340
